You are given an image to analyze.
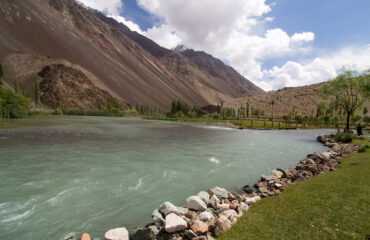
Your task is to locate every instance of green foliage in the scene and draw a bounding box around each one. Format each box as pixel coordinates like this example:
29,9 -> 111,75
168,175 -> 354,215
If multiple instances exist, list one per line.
358,144 -> 369,153
320,68 -> 370,129
0,86 -> 30,119
294,114 -> 304,124
316,102 -> 326,117
187,111 -> 197,118
363,106 -> 368,116
364,115 -> 370,124
34,78 -> 39,107
335,132 -> 353,143
174,111 -> 184,118
0,59 -> 3,86
53,108 -> 63,115
169,100 -> 191,117
14,80 -> 19,93
351,114 -> 362,125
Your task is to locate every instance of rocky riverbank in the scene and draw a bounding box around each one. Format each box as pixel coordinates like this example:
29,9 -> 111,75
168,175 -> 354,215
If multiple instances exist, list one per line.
65,133 -> 358,240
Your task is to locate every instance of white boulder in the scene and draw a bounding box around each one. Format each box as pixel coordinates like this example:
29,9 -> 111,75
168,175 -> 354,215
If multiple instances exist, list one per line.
185,196 -> 207,211
104,228 -> 129,240
165,213 -> 188,233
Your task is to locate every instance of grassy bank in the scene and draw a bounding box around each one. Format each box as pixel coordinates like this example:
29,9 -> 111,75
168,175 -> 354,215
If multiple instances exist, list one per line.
144,116 -> 368,130
218,138 -> 370,240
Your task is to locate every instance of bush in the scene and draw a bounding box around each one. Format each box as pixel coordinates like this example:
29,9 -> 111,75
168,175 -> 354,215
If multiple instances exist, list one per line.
0,86 -> 30,118
174,111 -> 185,118
358,144 -> 369,153
53,108 -> 63,115
335,132 -> 353,143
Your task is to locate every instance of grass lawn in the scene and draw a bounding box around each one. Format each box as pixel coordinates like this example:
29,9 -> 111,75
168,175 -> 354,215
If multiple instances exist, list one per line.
218,137 -> 370,240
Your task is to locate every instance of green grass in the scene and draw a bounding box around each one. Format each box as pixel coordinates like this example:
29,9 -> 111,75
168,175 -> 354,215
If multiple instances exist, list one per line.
219,138 -> 370,240
144,117 -> 339,130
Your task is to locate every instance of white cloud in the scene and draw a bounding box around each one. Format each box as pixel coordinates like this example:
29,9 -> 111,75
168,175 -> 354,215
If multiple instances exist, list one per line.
108,15 -> 144,34
77,0 -> 370,92
137,0 -> 316,89
255,45 -> 370,91
291,32 -> 315,43
78,0 -> 122,15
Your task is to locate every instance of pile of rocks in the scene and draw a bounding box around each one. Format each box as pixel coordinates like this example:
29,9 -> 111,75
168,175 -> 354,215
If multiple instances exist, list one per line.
67,133 -> 358,240
253,133 -> 358,197
129,187 -> 261,240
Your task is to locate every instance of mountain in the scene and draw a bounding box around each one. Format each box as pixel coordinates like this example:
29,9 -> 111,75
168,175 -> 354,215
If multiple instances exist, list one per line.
0,0 -> 264,110
224,83 -> 324,117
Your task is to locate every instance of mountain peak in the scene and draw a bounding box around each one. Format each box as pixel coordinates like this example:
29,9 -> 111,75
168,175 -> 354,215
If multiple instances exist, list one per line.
173,44 -> 189,52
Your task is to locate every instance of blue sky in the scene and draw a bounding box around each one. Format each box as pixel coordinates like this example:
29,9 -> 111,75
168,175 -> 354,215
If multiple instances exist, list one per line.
80,0 -> 370,90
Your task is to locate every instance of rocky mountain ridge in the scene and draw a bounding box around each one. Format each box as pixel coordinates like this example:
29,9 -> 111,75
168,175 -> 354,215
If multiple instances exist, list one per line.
0,0 -> 264,110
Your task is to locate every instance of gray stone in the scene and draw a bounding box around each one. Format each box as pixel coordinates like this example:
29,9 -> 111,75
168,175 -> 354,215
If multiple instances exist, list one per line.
62,232 -> 76,240
208,194 -> 220,209
198,211 -> 216,227
183,230 -> 197,239
131,227 -> 156,240
104,228 -> 129,240
218,209 -> 237,220
176,207 -> 189,215
165,213 -> 188,233
159,202 -> 181,216
197,191 -> 210,203
271,170 -> 284,178
215,216 -> 232,232
147,225 -> 160,236
242,185 -> 254,194
215,207 -> 230,215
185,196 -> 207,211
208,187 -> 228,199
152,209 -> 165,227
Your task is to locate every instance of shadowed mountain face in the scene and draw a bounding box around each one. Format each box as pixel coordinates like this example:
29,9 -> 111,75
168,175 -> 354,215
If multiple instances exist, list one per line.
0,0 -> 264,110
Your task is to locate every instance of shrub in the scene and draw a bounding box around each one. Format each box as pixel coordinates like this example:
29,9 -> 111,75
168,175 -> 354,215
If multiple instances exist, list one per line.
174,111 -> 184,118
358,144 -> 369,153
0,86 -> 30,118
335,132 -> 353,143
53,108 -> 63,115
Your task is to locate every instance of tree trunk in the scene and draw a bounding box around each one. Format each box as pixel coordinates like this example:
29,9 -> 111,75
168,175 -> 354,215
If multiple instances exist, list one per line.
346,112 -> 350,131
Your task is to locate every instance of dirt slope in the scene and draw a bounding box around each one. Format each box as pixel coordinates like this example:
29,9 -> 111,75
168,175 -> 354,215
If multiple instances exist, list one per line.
0,0 -> 263,110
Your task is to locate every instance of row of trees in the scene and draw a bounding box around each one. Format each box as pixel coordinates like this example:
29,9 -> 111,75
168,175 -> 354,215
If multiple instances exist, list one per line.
0,60 -> 31,123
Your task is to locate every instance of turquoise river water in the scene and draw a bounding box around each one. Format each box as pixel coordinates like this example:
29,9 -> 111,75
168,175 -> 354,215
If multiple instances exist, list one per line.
0,117 -> 330,239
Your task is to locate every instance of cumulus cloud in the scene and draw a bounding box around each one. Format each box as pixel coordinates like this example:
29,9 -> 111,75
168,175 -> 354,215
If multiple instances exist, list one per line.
108,15 -> 144,34
78,0 -> 122,15
137,0 -> 317,89
77,0 -> 370,92
256,45 -> 370,91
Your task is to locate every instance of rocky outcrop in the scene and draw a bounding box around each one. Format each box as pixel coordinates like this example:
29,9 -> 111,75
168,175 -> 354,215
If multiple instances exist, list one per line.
38,64 -> 122,110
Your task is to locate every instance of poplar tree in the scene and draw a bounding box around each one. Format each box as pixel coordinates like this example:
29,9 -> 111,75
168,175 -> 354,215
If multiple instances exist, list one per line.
35,78 -> 39,107
0,59 -> 3,86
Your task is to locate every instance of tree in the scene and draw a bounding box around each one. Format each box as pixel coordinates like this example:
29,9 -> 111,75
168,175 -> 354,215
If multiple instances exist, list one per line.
363,106 -> 368,116
320,68 -> 370,130
0,59 -> 3,86
282,114 -> 291,127
35,78 -> 40,107
14,80 -> 19,93
246,102 -> 249,118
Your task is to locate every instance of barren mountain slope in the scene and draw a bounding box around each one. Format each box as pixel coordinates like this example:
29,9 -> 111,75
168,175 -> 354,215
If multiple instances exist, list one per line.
0,0 -> 263,110
225,83 -> 324,117
93,11 -> 264,99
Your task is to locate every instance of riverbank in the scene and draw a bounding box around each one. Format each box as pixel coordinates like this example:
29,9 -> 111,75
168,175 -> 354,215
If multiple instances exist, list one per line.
144,116 -> 369,131
219,136 -> 369,240
68,133 -> 362,240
